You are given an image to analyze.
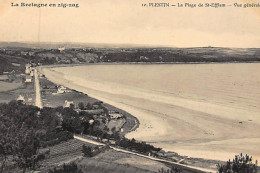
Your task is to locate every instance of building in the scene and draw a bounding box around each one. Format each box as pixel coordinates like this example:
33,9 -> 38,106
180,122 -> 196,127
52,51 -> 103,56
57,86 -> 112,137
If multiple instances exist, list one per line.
58,47 -> 65,53
25,64 -> 31,74
25,68 -> 30,74
21,51 -> 28,56
30,71 -> 34,77
109,113 -> 122,119
25,76 -> 32,83
64,100 -> 74,108
28,98 -> 32,103
92,104 -> 100,109
28,52 -> 35,56
89,119 -> 94,125
17,95 -> 25,102
57,86 -> 71,94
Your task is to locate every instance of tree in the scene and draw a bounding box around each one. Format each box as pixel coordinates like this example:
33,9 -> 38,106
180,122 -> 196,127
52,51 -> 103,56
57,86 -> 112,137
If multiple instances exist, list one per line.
0,129 -> 13,173
78,102 -> 85,110
13,128 -> 41,173
113,131 -> 121,142
217,153 -> 258,173
82,145 -> 93,157
95,128 -> 103,141
0,101 -> 74,172
86,103 -> 93,110
69,104 -> 75,110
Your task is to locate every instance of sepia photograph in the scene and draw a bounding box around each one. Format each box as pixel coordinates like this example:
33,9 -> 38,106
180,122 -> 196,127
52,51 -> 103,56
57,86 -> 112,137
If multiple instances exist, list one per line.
0,0 -> 260,172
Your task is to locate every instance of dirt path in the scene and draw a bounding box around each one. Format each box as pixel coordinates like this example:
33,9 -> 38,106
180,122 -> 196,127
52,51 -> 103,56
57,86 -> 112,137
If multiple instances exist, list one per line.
34,68 -> 43,108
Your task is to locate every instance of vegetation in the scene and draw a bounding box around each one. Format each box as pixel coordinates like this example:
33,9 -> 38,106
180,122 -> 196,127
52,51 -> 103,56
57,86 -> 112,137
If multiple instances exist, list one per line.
217,153 -> 258,173
0,100 -> 168,172
158,166 -> 183,173
1,47 -> 260,74
0,101 -> 73,172
78,102 -> 85,110
55,103 -> 162,154
82,144 -> 93,157
115,137 -> 161,154
48,162 -> 83,173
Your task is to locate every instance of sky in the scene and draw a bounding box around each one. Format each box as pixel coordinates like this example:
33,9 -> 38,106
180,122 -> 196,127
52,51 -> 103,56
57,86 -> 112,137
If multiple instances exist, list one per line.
0,0 -> 260,47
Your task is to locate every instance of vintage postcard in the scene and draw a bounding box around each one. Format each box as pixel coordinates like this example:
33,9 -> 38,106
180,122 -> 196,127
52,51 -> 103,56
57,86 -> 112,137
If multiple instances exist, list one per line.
0,0 -> 259,172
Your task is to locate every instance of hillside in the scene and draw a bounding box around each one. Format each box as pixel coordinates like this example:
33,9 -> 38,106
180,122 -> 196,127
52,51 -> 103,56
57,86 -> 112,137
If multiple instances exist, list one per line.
0,46 -> 260,74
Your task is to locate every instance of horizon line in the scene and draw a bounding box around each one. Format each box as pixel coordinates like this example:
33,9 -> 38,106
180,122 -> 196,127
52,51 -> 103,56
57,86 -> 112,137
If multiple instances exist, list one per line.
0,41 -> 259,49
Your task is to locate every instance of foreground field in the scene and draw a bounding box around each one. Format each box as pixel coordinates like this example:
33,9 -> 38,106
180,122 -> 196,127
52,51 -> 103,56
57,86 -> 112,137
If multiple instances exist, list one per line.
38,138 -> 172,173
76,149 -> 169,173
0,81 -> 22,92
0,76 -> 34,104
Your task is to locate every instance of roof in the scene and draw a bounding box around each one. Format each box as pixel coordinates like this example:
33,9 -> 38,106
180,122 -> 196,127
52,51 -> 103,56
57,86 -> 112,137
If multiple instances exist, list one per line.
17,95 -> 25,101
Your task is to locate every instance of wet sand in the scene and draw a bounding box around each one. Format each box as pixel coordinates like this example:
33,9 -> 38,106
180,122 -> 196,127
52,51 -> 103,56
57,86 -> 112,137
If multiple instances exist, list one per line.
40,63 -> 260,161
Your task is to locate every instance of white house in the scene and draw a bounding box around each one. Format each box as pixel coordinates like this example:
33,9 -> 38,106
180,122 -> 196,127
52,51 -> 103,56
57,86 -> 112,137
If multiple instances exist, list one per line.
64,100 -> 74,108
25,68 -> 30,74
28,98 -> 32,103
25,64 -> 31,74
89,119 -> 94,125
110,113 -> 122,119
25,76 -> 32,83
58,47 -> 65,53
57,86 -> 71,94
17,95 -> 25,102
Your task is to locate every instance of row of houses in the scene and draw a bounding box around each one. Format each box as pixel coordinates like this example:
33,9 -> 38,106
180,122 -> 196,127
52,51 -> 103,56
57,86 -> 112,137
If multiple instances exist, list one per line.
24,64 -> 34,83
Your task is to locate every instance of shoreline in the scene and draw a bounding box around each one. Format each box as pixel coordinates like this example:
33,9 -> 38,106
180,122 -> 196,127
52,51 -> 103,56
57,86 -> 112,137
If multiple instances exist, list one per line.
38,66 -> 140,137
40,61 -> 260,69
38,66 -> 223,164
38,63 -> 260,164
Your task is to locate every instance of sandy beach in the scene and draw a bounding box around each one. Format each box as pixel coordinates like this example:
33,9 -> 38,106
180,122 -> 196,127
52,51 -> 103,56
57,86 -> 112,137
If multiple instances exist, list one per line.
40,63 -> 260,162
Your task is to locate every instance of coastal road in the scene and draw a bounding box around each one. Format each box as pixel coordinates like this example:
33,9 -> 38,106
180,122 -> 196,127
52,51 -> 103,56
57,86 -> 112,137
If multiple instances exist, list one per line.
34,68 -> 43,109
74,135 -> 106,146
74,135 -> 216,173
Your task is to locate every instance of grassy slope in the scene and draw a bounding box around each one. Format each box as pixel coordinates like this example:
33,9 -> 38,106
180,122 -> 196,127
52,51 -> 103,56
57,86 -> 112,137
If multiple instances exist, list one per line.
0,54 -> 27,73
38,139 -> 168,173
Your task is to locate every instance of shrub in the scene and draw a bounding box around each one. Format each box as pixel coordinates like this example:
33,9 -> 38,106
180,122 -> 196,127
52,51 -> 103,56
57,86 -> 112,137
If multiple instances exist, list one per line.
48,162 -> 83,173
217,153 -> 258,173
82,144 -> 93,157
158,166 -> 183,173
